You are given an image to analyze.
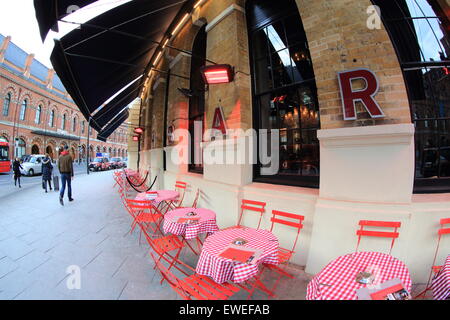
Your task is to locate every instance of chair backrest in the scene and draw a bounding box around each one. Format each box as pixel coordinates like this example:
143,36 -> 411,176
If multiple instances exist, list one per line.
237,199 -> 266,229
432,218 -> 450,268
356,220 -> 401,254
191,189 -> 200,208
174,181 -> 187,206
270,210 -> 305,253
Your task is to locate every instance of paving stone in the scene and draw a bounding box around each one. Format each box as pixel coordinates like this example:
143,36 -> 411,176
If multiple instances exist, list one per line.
0,257 -> 19,279
0,237 -> 34,261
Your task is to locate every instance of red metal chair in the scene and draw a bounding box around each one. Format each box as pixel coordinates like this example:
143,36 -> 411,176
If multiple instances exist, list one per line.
125,198 -> 164,242
261,210 -> 305,293
415,217 -> 450,299
149,252 -> 241,300
167,181 -> 187,211
356,220 -> 401,255
236,199 -> 266,229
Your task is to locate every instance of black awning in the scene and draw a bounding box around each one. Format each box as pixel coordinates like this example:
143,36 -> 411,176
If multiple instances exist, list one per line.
97,109 -> 129,142
31,130 -> 80,141
49,0 -> 191,133
34,0 -> 98,42
90,78 -> 142,132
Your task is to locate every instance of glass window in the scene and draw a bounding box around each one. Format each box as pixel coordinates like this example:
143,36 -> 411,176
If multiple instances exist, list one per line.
35,105 -> 42,124
19,99 -> 27,121
247,0 -> 320,188
3,92 -> 11,116
62,114 -> 67,130
49,110 -> 55,127
374,0 -> 450,191
81,120 -> 85,134
72,117 -> 77,132
188,25 -> 207,174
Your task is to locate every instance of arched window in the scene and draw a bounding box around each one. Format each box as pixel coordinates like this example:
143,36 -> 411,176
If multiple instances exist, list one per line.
188,24 -> 207,174
62,113 -> 67,130
81,120 -> 85,134
247,0 -> 320,188
35,105 -> 42,124
19,99 -> 27,121
3,92 -> 11,116
49,110 -> 55,127
15,138 -> 26,158
72,117 -> 77,132
373,0 -> 450,192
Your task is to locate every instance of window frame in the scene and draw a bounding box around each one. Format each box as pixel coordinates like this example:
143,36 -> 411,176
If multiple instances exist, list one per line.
3,92 -> 11,116
247,1 -> 321,189
372,0 -> 450,193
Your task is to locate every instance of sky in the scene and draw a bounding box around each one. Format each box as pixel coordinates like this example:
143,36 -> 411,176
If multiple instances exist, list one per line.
0,0 -> 131,68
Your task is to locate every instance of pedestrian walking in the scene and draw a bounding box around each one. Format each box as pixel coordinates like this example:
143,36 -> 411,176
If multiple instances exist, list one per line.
57,145 -> 74,205
41,153 -> 53,193
12,157 -> 23,188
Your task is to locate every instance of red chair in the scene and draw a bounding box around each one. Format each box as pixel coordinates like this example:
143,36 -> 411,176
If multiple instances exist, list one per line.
149,253 -> 241,300
236,199 -> 266,230
356,220 -> 401,255
125,199 -> 164,242
416,218 -> 450,299
167,181 -> 187,211
262,210 -> 305,293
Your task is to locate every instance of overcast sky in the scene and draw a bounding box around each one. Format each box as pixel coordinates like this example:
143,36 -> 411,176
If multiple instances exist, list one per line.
0,0 -> 131,68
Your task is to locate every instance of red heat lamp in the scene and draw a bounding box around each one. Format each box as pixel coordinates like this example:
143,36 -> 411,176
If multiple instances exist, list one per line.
132,136 -> 139,142
201,64 -> 234,85
134,127 -> 144,134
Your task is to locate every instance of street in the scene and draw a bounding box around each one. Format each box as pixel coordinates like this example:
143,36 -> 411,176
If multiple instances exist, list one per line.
0,162 -> 101,200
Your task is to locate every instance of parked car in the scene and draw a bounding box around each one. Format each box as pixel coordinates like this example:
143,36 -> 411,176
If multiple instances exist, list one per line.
89,157 -> 111,171
110,157 -> 125,169
20,155 -> 46,176
20,154 -> 31,163
123,157 -> 128,168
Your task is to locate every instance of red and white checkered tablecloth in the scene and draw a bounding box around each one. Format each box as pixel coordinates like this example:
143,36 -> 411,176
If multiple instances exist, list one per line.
431,255 -> 450,300
306,252 -> 412,300
135,190 -> 179,204
196,228 -> 279,284
163,208 -> 219,240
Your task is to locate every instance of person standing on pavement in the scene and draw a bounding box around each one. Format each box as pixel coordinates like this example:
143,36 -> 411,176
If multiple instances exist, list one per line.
41,153 -> 53,193
57,145 -> 74,205
12,157 -> 23,188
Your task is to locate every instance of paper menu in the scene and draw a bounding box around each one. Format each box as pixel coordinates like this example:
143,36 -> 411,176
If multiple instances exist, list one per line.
218,245 -> 262,264
356,278 -> 411,300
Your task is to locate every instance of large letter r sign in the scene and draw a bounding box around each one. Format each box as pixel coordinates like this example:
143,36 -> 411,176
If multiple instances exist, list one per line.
338,69 -> 385,120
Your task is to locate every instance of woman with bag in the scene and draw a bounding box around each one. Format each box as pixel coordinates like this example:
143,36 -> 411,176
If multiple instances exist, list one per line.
42,153 -> 53,193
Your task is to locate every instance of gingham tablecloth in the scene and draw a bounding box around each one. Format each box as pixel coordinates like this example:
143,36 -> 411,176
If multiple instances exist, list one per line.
431,255 -> 450,300
306,252 -> 412,300
135,190 -> 179,204
163,208 -> 219,240
196,228 -> 279,284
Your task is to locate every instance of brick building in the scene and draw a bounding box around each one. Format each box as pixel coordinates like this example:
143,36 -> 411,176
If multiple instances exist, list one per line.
0,34 -> 129,162
42,0 -> 449,284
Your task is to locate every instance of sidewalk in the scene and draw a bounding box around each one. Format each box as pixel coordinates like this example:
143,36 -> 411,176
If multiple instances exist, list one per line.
0,171 -> 311,300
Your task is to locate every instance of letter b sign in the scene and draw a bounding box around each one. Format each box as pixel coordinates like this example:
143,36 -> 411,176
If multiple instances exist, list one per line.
338,69 -> 385,120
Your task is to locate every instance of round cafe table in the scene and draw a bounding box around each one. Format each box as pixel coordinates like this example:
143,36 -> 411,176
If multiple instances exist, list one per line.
163,207 -> 219,240
306,251 -> 412,300
196,227 -> 279,284
135,190 -> 179,209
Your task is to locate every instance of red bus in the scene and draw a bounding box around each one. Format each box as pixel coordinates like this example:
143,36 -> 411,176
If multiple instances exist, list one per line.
0,141 -> 10,173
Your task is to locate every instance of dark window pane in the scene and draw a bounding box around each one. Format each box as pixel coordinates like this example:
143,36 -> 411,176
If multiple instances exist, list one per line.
252,28 -> 269,59
254,56 -> 273,94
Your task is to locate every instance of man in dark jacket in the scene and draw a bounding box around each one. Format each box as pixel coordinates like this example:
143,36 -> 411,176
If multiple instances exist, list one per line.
58,145 -> 74,205
41,153 -> 53,193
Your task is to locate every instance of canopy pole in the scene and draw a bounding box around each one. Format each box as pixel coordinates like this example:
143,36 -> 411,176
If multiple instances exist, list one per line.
86,116 -> 91,175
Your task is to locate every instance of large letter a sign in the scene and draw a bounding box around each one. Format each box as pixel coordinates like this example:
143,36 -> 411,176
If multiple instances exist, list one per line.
338,68 -> 385,120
